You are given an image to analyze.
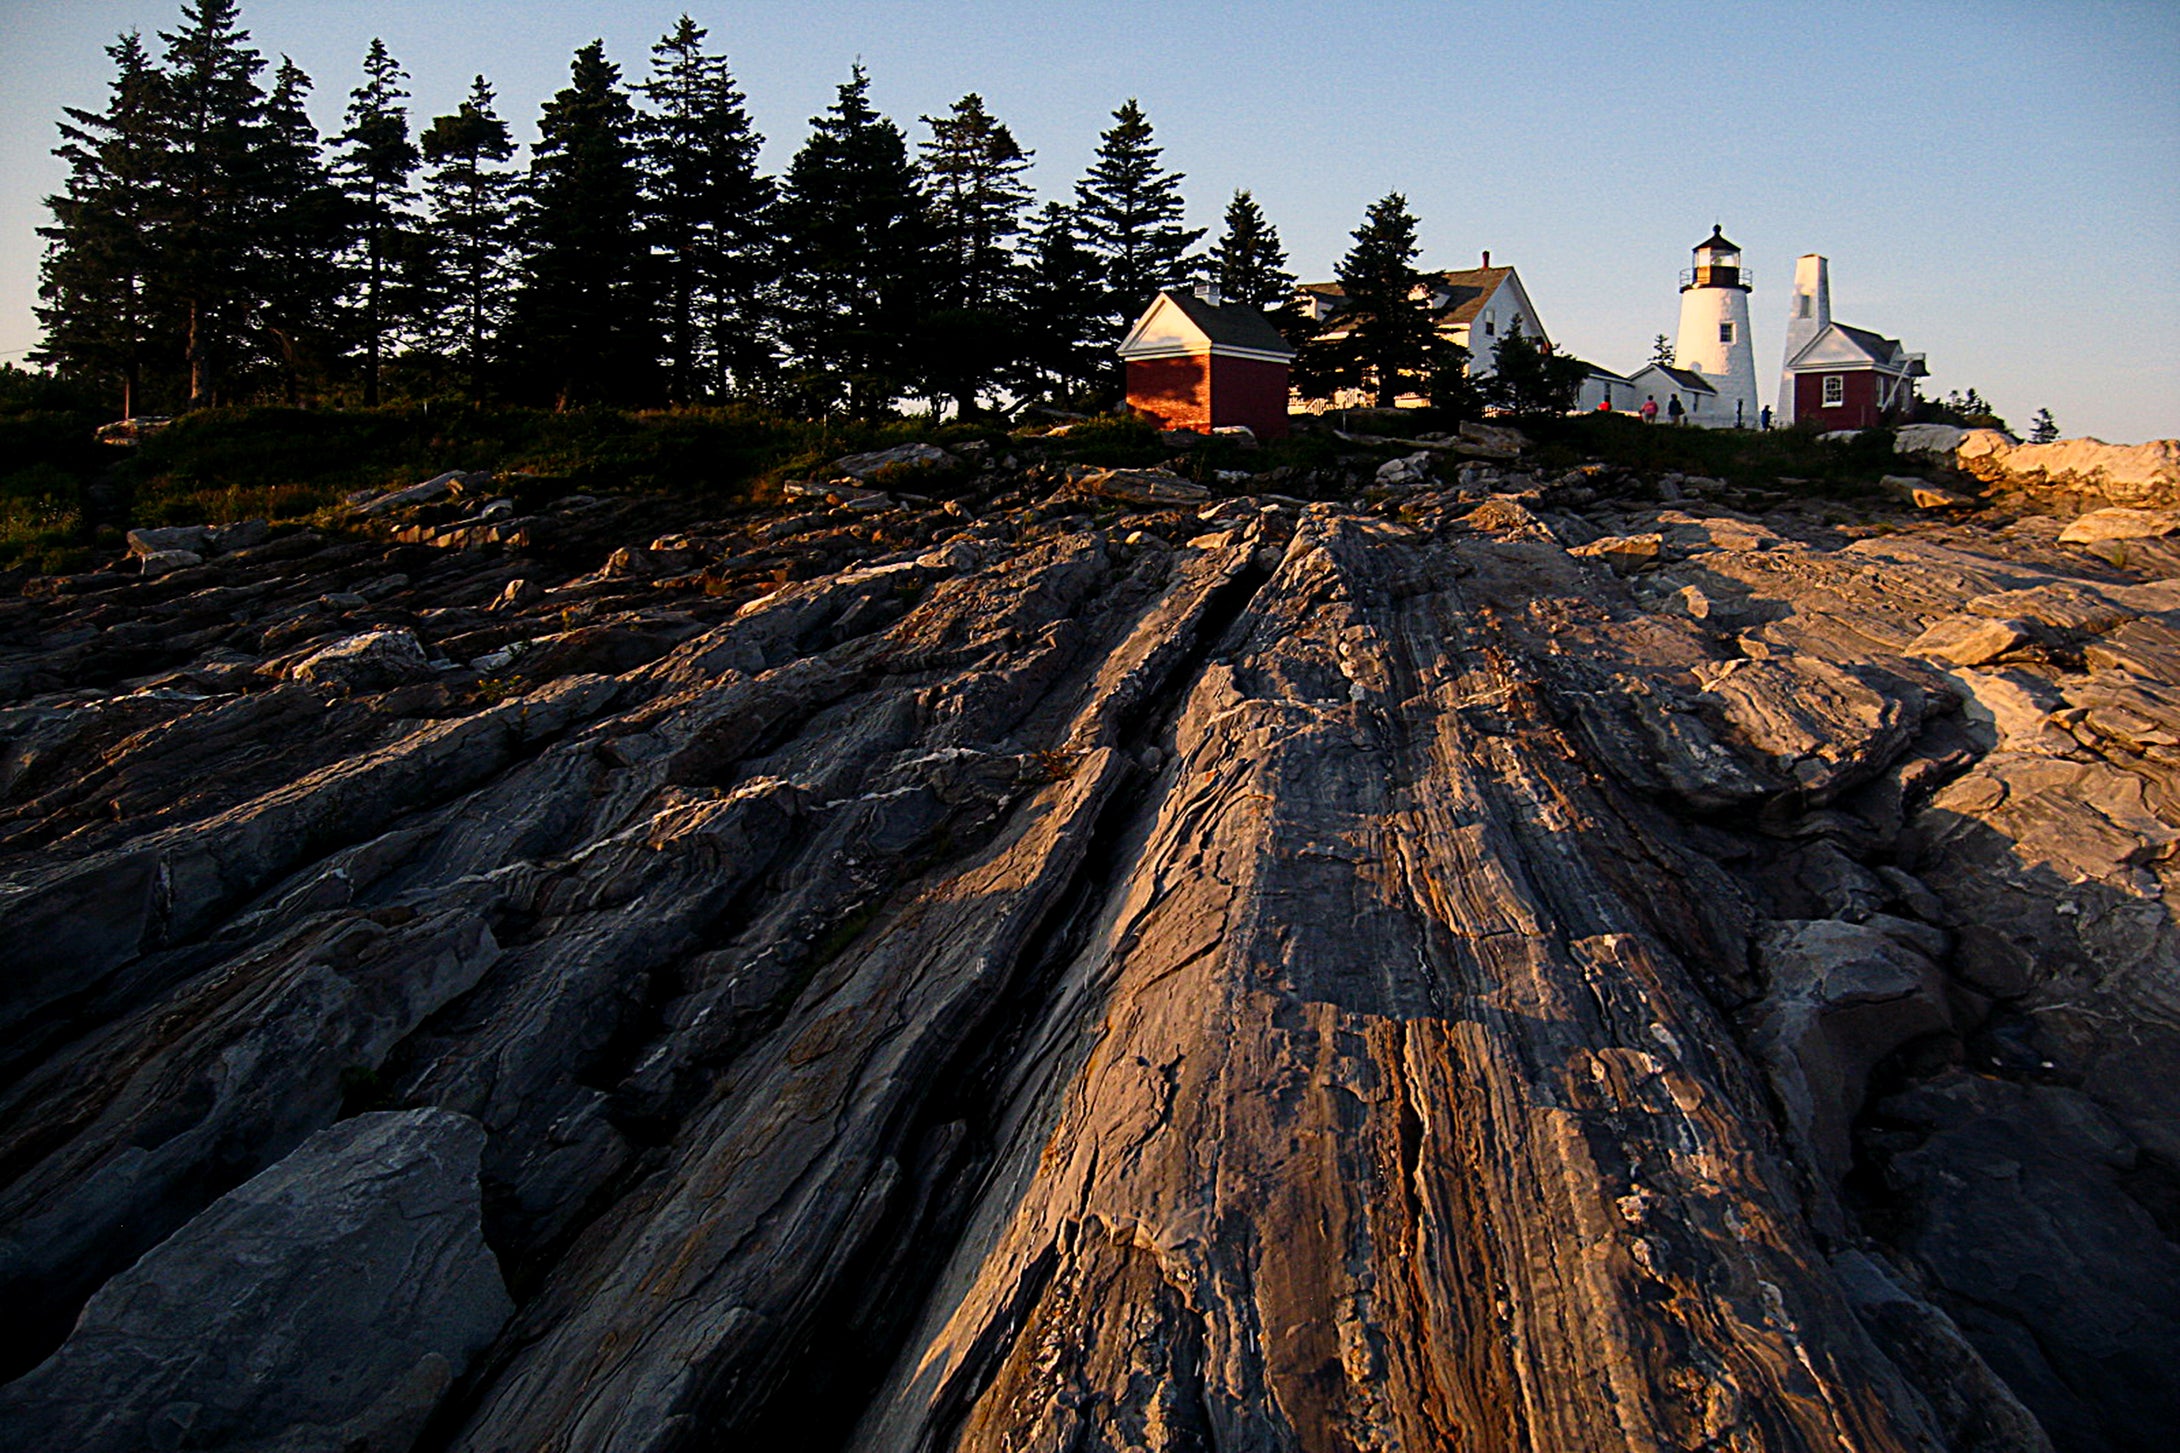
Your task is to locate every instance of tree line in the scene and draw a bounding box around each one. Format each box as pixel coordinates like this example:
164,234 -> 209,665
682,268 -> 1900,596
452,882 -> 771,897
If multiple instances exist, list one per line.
37,1 -> 1584,422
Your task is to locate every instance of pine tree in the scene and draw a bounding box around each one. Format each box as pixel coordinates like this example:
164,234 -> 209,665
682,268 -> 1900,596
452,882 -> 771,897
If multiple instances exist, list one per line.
153,0 -> 270,405
918,94 -> 1035,415
775,65 -> 932,417
2030,407 -> 2059,444
1483,320 -> 1589,415
1299,192 -> 1438,408
418,76 -> 516,399
336,39 -> 419,405
1649,332 -> 1675,367
1206,189 -> 1294,312
1074,100 -> 1204,336
639,16 -> 775,402
507,40 -> 656,407
253,56 -> 347,402
1019,202 -> 1108,407
34,31 -> 171,416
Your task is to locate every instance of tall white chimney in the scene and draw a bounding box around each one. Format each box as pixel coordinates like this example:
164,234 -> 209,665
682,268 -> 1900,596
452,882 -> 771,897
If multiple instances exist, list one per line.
1777,254 -> 1830,425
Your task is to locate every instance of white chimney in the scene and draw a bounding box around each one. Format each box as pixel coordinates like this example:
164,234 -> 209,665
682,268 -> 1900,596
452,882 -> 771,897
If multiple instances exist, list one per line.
1776,254 -> 1831,425
1194,281 -> 1221,306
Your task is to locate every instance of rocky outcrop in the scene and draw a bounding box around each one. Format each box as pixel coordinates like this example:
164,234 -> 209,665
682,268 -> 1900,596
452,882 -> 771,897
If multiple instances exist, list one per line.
1899,426 -> 2180,511
1,450 -> 2175,1451
0,1108 -> 510,1452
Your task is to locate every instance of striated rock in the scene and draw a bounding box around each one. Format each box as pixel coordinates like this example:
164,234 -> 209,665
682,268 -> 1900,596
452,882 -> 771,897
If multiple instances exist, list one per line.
1374,450 -> 1436,486
1882,474 -> 1977,510
126,524 -> 211,557
290,627 -> 432,692
0,1108 -> 511,1453
833,442 -> 958,480
2,457 -> 2177,1451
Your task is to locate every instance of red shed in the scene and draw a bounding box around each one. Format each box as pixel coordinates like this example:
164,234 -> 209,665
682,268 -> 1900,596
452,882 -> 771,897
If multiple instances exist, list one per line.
1783,321 -> 1927,431
1117,286 -> 1295,438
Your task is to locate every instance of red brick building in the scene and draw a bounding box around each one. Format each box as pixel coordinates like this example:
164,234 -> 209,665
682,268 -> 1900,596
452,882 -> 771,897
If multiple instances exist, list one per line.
1783,321 -> 1927,431
1117,287 -> 1295,438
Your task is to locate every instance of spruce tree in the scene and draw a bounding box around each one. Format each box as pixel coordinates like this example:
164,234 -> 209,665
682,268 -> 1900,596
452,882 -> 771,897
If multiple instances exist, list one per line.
507,40 -> 656,406
918,93 -> 1035,415
1649,332 -> 1675,367
153,0 -> 269,405
1206,189 -> 1294,311
2029,407 -> 2059,444
638,16 -> 775,402
336,39 -> 419,405
1299,192 -> 1437,408
35,31 -> 171,416
1019,202 -> 1108,407
774,65 -> 932,417
1073,100 -> 1204,335
418,77 -> 516,399
254,57 -> 347,403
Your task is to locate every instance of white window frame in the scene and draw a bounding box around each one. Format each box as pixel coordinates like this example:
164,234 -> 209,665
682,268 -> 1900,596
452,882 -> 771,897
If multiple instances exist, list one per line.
1822,374 -> 1845,407
1719,321 -> 1735,344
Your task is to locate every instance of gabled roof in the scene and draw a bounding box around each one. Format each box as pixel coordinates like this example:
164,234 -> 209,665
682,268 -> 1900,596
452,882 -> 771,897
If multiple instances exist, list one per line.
1785,321 -> 1925,374
1629,363 -> 1717,393
1117,290 -> 1294,363
1426,267 -> 1514,326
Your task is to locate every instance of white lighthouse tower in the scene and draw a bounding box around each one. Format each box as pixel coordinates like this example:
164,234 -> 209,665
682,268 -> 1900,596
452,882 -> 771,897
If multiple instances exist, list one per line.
1775,253 -> 1831,426
1672,226 -> 1758,428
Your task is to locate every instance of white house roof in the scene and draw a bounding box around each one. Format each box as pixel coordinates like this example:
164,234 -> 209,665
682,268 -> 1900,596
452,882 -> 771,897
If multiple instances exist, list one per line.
1117,290 -> 1294,364
1785,321 -> 1926,376
1628,363 -> 1717,394
1295,265 -> 1551,349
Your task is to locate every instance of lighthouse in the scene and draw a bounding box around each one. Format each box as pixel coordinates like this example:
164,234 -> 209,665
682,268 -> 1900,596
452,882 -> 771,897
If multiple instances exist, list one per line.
1672,226 -> 1758,429
1775,254 -> 1830,426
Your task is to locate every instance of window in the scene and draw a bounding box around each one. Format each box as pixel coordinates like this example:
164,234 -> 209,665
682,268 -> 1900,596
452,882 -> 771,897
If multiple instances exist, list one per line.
1483,308 -> 1495,337
1796,295 -> 1812,319
1823,375 -> 1845,407
1719,321 -> 1735,344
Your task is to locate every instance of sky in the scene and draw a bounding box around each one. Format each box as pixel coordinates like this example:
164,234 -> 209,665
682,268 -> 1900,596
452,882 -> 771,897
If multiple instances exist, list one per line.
1,0 -> 2175,440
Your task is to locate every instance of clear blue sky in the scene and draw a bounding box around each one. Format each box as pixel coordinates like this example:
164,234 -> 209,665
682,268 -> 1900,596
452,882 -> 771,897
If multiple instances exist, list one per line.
2,0 -> 2175,439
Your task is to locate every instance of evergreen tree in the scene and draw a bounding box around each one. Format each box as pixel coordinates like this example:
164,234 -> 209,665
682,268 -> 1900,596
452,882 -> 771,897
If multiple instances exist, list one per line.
253,56 -> 347,402
639,16 -> 775,402
774,65 -> 932,417
34,31 -> 171,416
1649,332 -> 1675,367
507,40 -> 656,406
1019,202 -> 1108,407
1298,192 -> 1438,408
2030,406 -> 2059,444
336,39 -> 419,405
153,0 -> 270,405
1483,320 -> 1588,415
418,76 -> 516,399
1074,100 -> 1204,335
1206,189 -> 1294,311
918,93 -> 1035,414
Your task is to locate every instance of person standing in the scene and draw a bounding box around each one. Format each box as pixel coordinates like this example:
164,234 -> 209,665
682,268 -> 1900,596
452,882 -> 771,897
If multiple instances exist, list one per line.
1640,395 -> 1658,424
1760,404 -> 1772,431
1667,395 -> 1685,426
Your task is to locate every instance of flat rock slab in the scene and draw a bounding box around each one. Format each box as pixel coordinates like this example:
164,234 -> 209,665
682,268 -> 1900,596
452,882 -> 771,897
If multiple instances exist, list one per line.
2057,506 -> 2180,544
0,1107 -> 511,1453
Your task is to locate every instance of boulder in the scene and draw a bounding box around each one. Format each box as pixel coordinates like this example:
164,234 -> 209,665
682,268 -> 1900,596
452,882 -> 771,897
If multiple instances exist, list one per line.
0,1109 -> 512,1453
492,578 -> 543,612
291,628 -> 433,693
1881,475 -> 1976,510
137,549 -> 204,577
126,525 -> 211,558
1375,452 -> 1436,487
1457,419 -> 1528,455
832,442 -> 958,481
1894,423 -> 1966,457
1907,615 -> 2031,666
355,470 -> 490,518
1569,533 -> 1664,574
2056,506 -> 2180,544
